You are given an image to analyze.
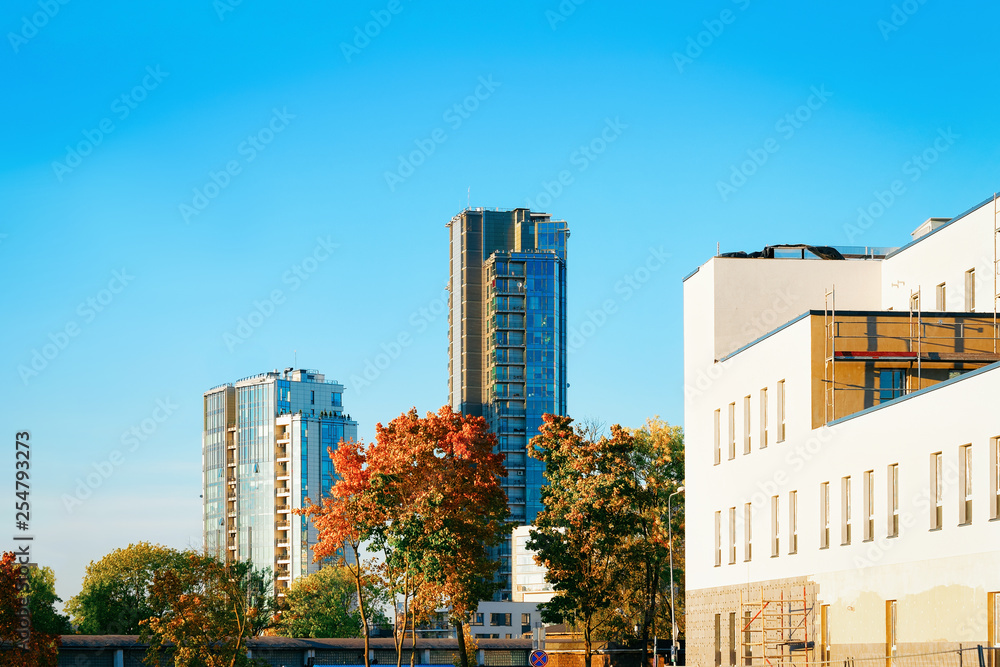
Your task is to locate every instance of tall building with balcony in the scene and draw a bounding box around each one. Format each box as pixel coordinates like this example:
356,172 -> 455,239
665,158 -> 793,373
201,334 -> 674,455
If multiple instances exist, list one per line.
202,368 -> 357,596
683,195 -> 1000,666
447,207 -> 569,598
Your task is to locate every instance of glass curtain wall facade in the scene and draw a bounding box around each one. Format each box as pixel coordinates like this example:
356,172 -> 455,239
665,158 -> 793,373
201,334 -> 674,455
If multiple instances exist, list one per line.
202,369 -> 357,596
448,207 -> 569,599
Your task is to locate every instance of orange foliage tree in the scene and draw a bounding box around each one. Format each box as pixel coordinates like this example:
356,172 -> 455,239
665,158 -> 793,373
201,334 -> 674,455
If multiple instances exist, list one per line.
0,552 -> 59,667
301,406 -> 509,667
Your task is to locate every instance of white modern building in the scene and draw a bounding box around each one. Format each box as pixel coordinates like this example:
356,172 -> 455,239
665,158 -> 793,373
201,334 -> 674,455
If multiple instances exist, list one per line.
683,195 -> 1000,666
203,368 -> 357,597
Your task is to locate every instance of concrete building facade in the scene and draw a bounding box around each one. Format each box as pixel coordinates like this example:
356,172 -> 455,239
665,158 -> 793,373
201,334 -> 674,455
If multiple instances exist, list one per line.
202,368 -> 357,597
683,196 -> 1000,666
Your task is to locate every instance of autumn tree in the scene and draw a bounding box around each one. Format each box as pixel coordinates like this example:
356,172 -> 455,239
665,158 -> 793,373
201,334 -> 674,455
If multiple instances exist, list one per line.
66,542 -> 188,634
139,554 -> 277,667
528,415 -> 645,667
303,407 -> 509,667
0,552 -> 59,667
274,565 -> 389,638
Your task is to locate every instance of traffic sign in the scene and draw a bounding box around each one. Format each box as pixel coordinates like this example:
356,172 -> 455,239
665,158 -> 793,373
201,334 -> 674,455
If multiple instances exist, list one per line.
529,650 -> 548,667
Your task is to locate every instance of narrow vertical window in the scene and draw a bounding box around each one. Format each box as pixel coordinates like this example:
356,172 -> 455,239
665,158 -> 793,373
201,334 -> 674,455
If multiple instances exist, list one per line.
990,438 -> 999,521
714,510 -> 722,567
744,502 -> 752,561
788,490 -> 798,554
888,464 -> 899,537
770,495 -> 780,556
936,282 -> 946,310
960,444 -> 973,524
743,395 -> 751,454
820,605 -> 831,665
714,409 -> 721,466
820,482 -> 830,548
728,507 -> 737,564
728,612 -> 737,666
714,614 -> 722,667
988,591 -> 999,651
886,600 -> 898,667
743,611 -> 752,666
965,268 -> 976,311
841,476 -> 852,545
777,380 -> 786,442
931,453 -> 943,529
864,470 -> 875,541
728,403 -> 736,460
760,387 -> 768,448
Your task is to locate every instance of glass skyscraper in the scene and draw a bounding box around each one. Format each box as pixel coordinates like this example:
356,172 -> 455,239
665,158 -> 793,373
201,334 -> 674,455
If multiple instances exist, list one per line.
202,368 -> 357,596
447,207 -> 569,599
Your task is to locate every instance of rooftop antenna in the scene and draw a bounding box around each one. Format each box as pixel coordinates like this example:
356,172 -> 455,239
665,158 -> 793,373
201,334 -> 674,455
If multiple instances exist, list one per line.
717,242 -> 720,256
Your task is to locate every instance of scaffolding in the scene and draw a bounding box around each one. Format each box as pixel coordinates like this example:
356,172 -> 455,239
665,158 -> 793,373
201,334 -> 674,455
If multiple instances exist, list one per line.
740,586 -> 813,665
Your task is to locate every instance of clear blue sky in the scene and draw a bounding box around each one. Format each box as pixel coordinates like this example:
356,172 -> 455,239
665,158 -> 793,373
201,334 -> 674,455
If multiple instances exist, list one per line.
3,0 -> 999,607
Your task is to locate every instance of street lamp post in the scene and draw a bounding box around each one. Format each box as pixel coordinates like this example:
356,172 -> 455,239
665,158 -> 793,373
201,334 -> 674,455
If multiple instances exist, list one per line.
668,486 -> 685,667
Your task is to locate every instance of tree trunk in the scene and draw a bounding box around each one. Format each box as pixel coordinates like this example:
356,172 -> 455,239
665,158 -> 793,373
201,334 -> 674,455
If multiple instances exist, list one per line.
455,618 -> 469,667
350,542 -> 371,667
583,619 -> 593,667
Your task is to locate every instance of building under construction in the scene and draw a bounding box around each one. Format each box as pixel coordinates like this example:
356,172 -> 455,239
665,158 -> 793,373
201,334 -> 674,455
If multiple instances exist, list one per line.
683,194 -> 1000,666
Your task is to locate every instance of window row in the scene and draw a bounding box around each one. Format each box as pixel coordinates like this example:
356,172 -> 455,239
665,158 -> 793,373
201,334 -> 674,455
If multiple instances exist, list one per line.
713,380 -> 786,465
713,439 -> 1000,565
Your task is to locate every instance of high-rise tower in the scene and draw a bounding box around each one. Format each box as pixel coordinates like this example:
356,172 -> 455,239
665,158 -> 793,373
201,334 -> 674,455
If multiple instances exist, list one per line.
447,207 -> 569,598
202,368 -> 357,597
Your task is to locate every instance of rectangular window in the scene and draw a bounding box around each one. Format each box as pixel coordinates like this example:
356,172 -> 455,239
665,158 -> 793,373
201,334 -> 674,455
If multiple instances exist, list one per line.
310,390 -> 315,405
879,370 -> 904,403
771,495 -> 780,557
744,611 -> 752,666
728,403 -> 736,460
760,388 -> 768,448
931,453 -> 943,529
991,438 -> 1000,521
864,470 -> 875,541
842,476 -> 852,545
729,507 -> 737,564
490,613 -> 511,627
744,503 -> 752,561
886,600 -> 898,666
960,444 -> 973,524
472,614 -> 484,626
743,395 -> 752,454
714,614 -> 722,667
777,380 -> 786,442
936,282 -> 946,310
714,409 -> 721,466
820,605 -> 831,665
522,613 -> 531,625
888,464 -> 899,537
820,482 -> 830,548
789,490 -> 798,554
715,511 -> 722,567
729,612 -> 737,666
966,268 -> 976,311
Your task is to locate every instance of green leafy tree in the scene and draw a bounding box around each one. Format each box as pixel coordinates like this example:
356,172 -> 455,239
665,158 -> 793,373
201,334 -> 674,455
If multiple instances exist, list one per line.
275,565 -> 389,638
25,567 -> 71,636
65,542 -> 187,634
140,554 -> 277,667
528,415 -> 643,667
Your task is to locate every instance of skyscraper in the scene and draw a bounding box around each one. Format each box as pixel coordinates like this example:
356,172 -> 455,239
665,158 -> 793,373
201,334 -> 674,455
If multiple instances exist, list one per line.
202,368 -> 357,596
447,207 -> 569,598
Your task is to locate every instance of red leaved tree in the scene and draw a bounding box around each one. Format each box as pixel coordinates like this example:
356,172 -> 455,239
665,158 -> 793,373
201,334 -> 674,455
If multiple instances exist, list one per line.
0,552 -> 59,667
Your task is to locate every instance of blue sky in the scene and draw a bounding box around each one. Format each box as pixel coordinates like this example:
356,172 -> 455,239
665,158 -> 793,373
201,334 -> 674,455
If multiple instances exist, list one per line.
3,0 -> 1000,606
